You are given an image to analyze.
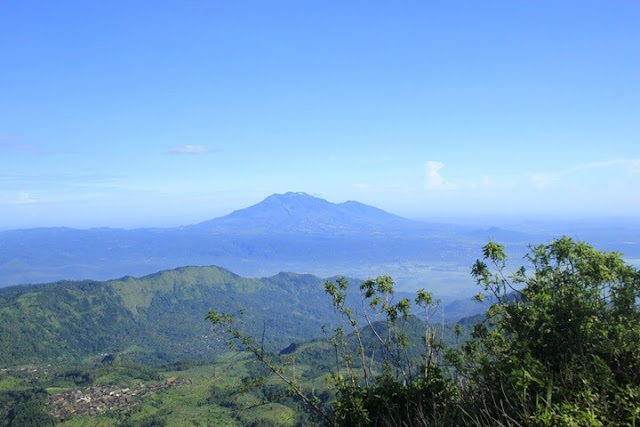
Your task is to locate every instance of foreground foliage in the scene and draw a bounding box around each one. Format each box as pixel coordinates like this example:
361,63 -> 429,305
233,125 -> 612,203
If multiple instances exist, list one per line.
209,237 -> 640,426
323,276 -> 456,426
452,237 -> 640,425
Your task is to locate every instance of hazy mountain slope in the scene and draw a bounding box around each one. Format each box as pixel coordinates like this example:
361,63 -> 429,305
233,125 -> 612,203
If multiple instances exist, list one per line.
0,193 -> 530,290
195,192 -> 416,234
6,192 -> 636,294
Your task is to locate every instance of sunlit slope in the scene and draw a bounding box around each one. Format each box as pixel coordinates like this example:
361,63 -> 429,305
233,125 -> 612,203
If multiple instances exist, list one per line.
0,266 -> 340,366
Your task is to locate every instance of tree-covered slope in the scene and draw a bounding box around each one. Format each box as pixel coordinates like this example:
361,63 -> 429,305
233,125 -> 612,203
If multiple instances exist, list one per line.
0,280 -> 144,366
0,266 -> 346,367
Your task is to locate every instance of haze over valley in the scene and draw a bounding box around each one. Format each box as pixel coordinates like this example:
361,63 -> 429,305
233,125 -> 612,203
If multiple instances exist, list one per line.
3,192 -> 639,299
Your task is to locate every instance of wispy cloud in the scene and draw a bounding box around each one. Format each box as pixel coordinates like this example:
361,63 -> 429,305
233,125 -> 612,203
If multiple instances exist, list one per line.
529,158 -> 640,189
0,172 -> 123,185
169,145 -> 211,155
571,158 -> 640,173
8,191 -> 37,205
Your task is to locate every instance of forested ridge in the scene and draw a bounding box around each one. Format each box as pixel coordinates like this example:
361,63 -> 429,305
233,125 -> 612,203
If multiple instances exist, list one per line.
0,267 -> 354,366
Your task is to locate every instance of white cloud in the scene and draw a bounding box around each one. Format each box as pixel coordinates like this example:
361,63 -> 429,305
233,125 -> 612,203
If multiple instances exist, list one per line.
425,161 -> 446,189
169,145 -> 210,155
423,161 -> 509,192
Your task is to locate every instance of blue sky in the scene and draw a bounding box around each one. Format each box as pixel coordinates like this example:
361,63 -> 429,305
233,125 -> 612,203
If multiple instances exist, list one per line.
1,1 -> 638,228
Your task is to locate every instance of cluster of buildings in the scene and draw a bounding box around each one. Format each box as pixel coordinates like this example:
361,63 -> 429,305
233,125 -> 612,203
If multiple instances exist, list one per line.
47,377 -> 187,419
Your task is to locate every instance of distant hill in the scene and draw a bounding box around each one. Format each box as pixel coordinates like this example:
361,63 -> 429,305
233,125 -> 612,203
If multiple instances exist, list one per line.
0,266 -> 349,366
0,262 -> 490,369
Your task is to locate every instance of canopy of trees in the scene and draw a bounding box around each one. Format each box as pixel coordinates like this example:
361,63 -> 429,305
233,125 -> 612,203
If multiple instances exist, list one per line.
209,237 -> 640,426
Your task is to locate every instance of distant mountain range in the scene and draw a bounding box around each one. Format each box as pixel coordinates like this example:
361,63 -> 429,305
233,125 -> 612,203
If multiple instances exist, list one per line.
1,192 -> 638,295
0,193 -> 484,291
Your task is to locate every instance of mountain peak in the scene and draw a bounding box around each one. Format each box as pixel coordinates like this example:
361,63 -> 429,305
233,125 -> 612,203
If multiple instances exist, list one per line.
196,193 -> 414,234
268,191 -> 314,199
259,192 -> 328,207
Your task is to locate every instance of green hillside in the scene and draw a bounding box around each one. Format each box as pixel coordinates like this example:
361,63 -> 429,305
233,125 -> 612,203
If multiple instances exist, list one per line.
0,281 -> 144,365
0,266 -> 346,367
